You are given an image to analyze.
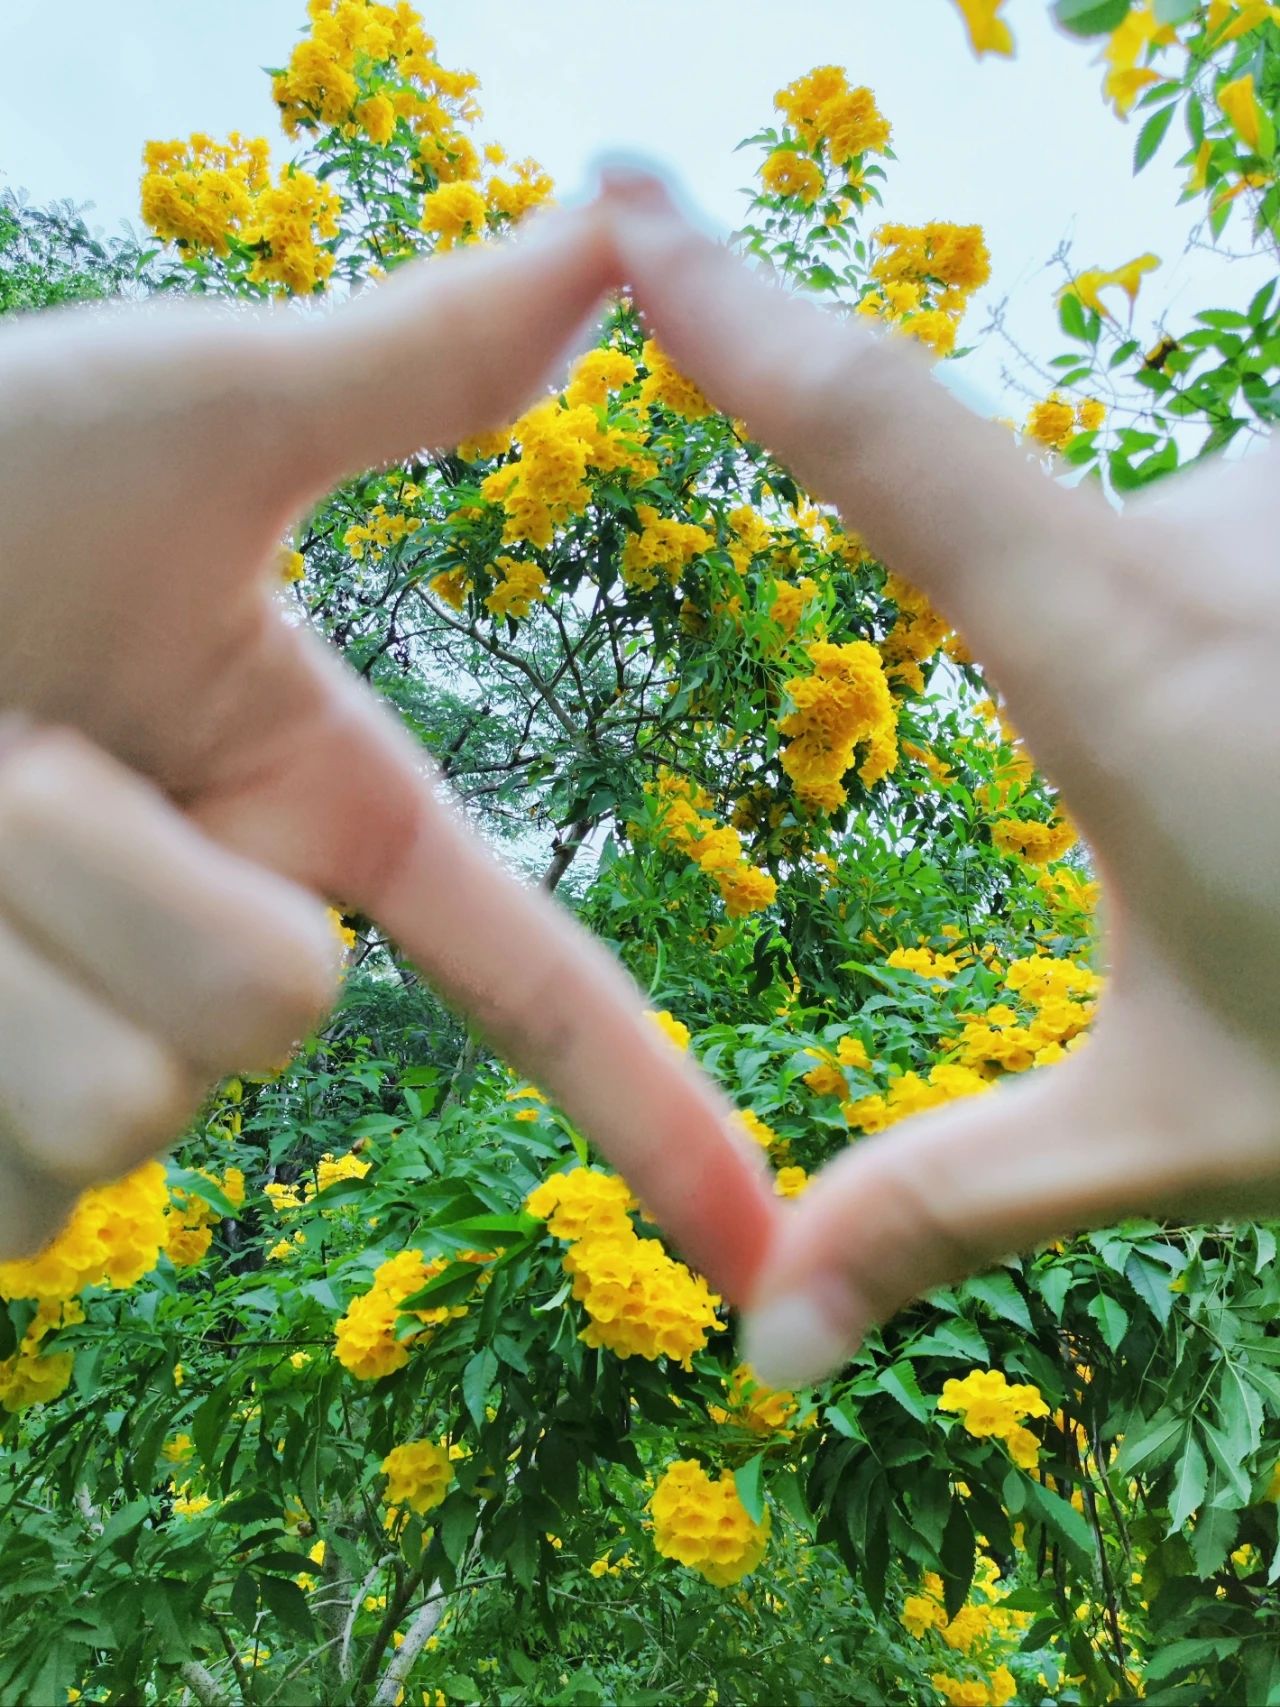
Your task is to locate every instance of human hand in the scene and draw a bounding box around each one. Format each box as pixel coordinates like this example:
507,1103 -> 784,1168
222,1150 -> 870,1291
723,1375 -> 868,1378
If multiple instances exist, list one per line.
599,170 -> 1280,1387
0,209 -> 775,1285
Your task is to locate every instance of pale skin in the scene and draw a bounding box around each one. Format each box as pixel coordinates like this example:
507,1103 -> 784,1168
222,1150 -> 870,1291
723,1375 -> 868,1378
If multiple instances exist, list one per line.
1,180 -> 1276,1391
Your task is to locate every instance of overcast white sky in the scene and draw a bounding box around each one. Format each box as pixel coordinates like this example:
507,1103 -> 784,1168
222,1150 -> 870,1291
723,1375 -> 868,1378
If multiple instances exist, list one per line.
0,1 -> 1268,407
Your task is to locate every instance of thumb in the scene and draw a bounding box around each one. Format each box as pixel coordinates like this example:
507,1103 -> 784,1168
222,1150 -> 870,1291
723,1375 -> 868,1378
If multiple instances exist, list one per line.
740,1050 -> 1140,1388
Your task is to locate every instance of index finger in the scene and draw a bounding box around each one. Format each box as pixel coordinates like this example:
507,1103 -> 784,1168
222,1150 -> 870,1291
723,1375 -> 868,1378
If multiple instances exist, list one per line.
597,172 -> 1139,799
193,633 -> 779,1305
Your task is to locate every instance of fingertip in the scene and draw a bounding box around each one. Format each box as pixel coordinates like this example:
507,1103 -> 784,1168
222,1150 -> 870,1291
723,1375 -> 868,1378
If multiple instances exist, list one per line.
740,1272 -> 863,1388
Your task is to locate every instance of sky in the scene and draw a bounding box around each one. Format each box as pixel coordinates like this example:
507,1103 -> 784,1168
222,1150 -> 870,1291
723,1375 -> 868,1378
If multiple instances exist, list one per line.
0,0 -> 1267,409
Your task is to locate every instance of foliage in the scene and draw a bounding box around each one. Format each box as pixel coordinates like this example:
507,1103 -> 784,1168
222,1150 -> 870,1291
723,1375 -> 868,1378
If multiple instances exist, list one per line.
2,3 -> 1279,1704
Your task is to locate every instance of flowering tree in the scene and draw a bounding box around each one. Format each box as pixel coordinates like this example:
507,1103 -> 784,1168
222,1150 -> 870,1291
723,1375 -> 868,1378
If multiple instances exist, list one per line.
0,3 -> 1278,1703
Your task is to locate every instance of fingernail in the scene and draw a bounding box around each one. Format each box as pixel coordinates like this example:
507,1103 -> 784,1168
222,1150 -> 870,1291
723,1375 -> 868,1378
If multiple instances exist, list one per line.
740,1282 -> 859,1389
587,152 -> 728,243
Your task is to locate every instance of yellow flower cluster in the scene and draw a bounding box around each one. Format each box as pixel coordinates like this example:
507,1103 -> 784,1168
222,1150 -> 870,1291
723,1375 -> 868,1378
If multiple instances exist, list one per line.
264,1149 -> 372,1213
843,1063 -> 991,1135
881,572 -> 952,691
646,770 -> 778,919
991,815 -> 1076,866
333,1248 -> 470,1380
638,339 -> 712,419
526,1168 -> 723,1368
316,1150 -> 373,1194
620,506 -> 712,593
1024,394 -> 1106,450
272,0 -> 478,142
429,566 -> 471,610
760,149 -> 826,206
482,395 -> 654,549
802,1033 -> 872,1097
956,954 -> 1100,1073
650,1459 -> 770,1586
140,133 -> 270,254
141,135 -> 340,294
246,168 -> 342,293
939,1369 -> 1048,1470
344,503 -> 423,562
0,1160 -> 170,1303
565,346 -> 638,408
778,641 -> 898,812
857,221 -> 990,357
768,576 -> 819,639
887,945 -> 961,981
0,1298 -> 83,1414
526,1167 -> 636,1241
165,1166 -> 246,1268
774,66 -> 892,164
421,180 -> 487,247
708,1363 -> 799,1435
381,1437 -> 453,1515
0,1163 -> 173,1410
487,157 -> 555,221
171,1484 -> 215,1519
903,1555 -> 1028,1703
484,556 -> 548,620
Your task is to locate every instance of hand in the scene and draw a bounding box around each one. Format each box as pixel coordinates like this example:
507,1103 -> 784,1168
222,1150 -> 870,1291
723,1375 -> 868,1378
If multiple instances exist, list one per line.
0,210 -> 775,1285
600,170 -> 1280,1387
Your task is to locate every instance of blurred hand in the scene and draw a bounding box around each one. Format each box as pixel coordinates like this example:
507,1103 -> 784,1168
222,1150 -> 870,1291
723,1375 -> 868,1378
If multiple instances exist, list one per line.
600,170 -> 1280,1387
0,210 -> 775,1282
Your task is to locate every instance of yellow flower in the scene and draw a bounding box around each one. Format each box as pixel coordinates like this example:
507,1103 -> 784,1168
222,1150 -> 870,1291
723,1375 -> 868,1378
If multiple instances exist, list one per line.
421,181 -> 488,248
650,1460 -> 770,1586
952,0 -> 1015,57
1062,252 -> 1160,317
382,1439 -> 453,1516
760,149 -> 825,205
1024,395 -> 1077,449
1219,73 -> 1265,154
647,1009 -> 691,1052
1101,3 -> 1176,117
774,1166 -> 810,1198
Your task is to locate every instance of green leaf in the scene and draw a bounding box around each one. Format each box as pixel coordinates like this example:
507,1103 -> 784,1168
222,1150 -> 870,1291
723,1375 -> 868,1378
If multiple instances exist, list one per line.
1190,1497 -> 1239,1579
1117,1412 -> 1183,1476
1087,1293 -> 1129,1351
1167,1433 -> 1207,1533
1125,1252 -> 1175,1324
939,1500 -> 975,1620
1034,1266 -> 1076,1321
1146,1635 -> 1242,1684
1058,290 -> 1089,342
1153,0 -> 1199,20
1022,1477 -> 1095,1566
1053,0 -> 1133,36
876,1361 -> 932,1423
734,1455 -> 766,1526
260,1575 -> 315,1643
462,1347 -> 498,1429
961,1270 -> 1032,1331
98,1497 -> 151,1556
1134,101 -> 1177,173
